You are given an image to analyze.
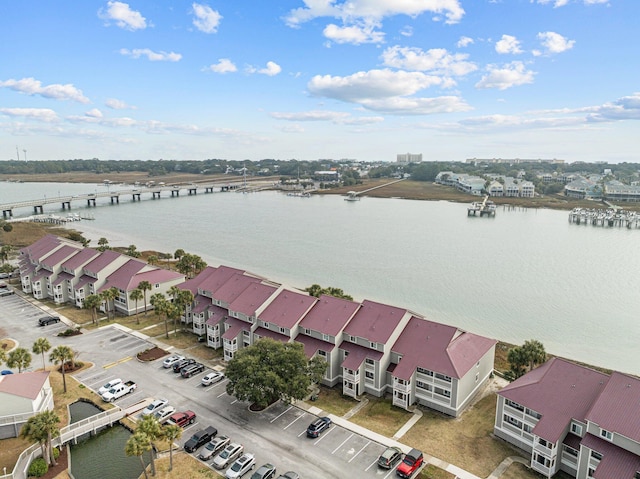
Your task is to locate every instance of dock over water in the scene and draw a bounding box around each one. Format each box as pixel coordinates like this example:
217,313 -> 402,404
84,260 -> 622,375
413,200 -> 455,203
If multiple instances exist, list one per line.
568,207 -> 640,228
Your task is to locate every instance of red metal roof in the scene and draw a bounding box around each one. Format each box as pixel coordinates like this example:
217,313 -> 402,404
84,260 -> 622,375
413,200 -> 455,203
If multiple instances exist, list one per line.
339,340 -> 383,370
343,299 -> 408,344
222,317 -> 248,340
259,289 -> 317,329
40,244 -> 82,269
391,316 -> 496,380
192,294 -> 212,314
228,282 -> 278,317
82,249 -> 124,275
53,271 -> 74,286
585,371 -> 640,443
213,273 -> 260,304
581,433 -> 640,479
254,327 -> 289,343
294,334 -> 336,358
298,294 -> 361,337
499,358 -> 609,443
61,247 -> 100,271
98,259 -> 147,293
204,304 -> 228,326
199,265 -> 247,294
180,266 -> 220,294
0,371 -> 50,400
131,268 -> 184,288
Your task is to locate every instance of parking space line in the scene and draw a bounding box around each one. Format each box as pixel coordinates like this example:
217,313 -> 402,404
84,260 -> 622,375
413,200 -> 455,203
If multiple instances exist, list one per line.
285,413 -> 307,431
216,391 -> 227,398
103,356 -> 132,369
314,427 -> 334,445
365,458 -> 378,471
384,468 -> 395,479
270,405 -> 293,423
331,433 -> 354,454
348,440 -> 370,463
230,399 -> 238,405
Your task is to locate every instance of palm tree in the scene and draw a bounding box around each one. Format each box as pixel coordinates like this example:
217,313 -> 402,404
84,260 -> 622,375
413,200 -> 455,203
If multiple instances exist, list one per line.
7,347 -> 32,373
0,348 -> 7,365
21,410 -> 61,466
32,337 -> 52,370
138,280 -> 152,316
165,303 -> 181,337
162,424 -> 182,472
84,294 -> 102,325
129,288 -> 144,324
173,249 -> 185,261
137,415 -> 162,476
150,293 -> 169,338
49,345 -> 74,393
100,287 -> 119,320
125,432 -> 151,479
125,244 -> 141,258
177,289 -> 194,332
97,237 -> 110,252
147,255 -> 158,266
522,339 -> 547,372
0,245 -> 12,264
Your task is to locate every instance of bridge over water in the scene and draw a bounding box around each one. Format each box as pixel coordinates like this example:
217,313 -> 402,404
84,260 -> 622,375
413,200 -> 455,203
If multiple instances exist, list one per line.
0,181 -> 259,219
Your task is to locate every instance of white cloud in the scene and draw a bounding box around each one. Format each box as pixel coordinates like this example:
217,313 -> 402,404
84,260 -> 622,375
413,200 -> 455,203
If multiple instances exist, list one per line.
359,96 -> 472,115
536,31 -> 575,54
98,1 -> 147,31
248,61 -> 282,76
457,36 -> 474,48
119,48 -> 182,62
381,46 -> 477,76
0,107 -> 59,122
495,34 -> 523,54
475,61 -> 535,90
105,98 -> 136,110
400,26 -> 413,37
205,58 -> 237,73
323,22 -> 385,44
191,3 -> 222,33
0,77 -> 90,103
285,0 -> 465,27
270,111 -> 351,122
85,109 -> 103,118
534,0 -> 607,6
587,92 -> 640,121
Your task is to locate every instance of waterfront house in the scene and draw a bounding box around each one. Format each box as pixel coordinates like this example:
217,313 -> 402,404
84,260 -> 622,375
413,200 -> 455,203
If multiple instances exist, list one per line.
388,317 -> 496,417
55,247 -> 101,304
254,289 -> 317,345
33,244 -> 82,301
340,299 -> 412,398
494,357 -> 640,478
0,371 -> 54,439
486,181 -> 504,197
97,259 -> 185,315
73,249 -> 130,308
296,294 -> 361,387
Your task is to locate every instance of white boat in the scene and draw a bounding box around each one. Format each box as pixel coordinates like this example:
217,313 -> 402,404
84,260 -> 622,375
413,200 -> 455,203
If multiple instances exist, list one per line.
344,191 -> 360,201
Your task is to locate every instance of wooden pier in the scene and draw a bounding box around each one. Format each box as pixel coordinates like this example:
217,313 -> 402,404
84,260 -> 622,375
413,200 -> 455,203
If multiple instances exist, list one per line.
568,207 -> 640,228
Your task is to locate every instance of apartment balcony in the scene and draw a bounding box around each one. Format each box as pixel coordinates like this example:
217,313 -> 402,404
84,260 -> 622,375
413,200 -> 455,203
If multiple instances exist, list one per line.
393,380 -> 411,393
531,460 -> 552,478
533,442 -> 554,457
393,394 -> 408,409
343,371 -> 359,382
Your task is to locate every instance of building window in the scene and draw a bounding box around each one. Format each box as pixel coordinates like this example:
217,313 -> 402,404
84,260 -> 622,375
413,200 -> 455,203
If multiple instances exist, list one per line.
322,334 -> 330,341
524,424 -> 533,434
588,467 -> 595,477
435,373 -> 452,383
349,335 -> 356,342
365,371 -> 374,380
303,328 -> 310,334
563,446 -> 578,457
263,321 -> 269,328
365,358 -> 374,365
591,451 -> 602,461
506,399 -> 525,412
369,342 -> 376,349
526,408 -> 542,420
504,414 -> 523,429
570,423 -> 583,436
317,350 -> 326,357
434,387 -> 451,398
416,381 -> 432,391
600,429 -> 613,441
417,367 -> 433,376
475,372 -> 479,383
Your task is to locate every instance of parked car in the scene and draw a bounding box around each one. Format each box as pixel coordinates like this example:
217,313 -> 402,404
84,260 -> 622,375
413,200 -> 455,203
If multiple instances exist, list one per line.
306,417 -> 331,438
101,381 -> 137,402
38,315 -> 61,326
275,473 -> 299,479
213,443 -> 244,469
184,425 -> 218,453
396,448 -> 424,478
162,354 -> 185,368
378,446 -> 403,469
166,410 -> 196,428
198,435 -> 230,461
141,398 -> 168,417
153,405 -> 176,423
98,378 -> 122,396
251,463 -> 276,479
202,371 -> 225,386
172,358 -> 196,373
181,362 -> 205,378
225,453 -> 255,479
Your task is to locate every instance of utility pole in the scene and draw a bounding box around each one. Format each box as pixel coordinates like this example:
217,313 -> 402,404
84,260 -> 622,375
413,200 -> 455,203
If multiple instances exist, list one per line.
16,146 -> 20,161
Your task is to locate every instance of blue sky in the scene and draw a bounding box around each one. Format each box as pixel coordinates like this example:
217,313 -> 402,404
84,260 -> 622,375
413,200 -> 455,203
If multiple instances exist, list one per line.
1,0 -> 638,163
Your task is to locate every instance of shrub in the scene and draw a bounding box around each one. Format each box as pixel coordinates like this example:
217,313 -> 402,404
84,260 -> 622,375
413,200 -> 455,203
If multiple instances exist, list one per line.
53,447 -> 60,459
28,457 -> 48,477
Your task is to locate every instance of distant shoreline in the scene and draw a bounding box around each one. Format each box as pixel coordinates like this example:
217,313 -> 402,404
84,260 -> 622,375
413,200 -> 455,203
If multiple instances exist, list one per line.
2,172 -> 635,213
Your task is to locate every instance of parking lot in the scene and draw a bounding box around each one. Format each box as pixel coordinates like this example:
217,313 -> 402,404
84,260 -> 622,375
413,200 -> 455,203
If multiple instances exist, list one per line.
0,296 -> 399,478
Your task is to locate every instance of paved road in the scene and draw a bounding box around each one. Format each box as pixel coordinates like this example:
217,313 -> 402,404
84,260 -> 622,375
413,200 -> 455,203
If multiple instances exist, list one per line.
0,293 -> 396,478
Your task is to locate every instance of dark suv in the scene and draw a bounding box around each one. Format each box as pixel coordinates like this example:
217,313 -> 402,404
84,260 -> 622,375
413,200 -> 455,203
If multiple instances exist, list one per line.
172,358 -> 195,373
38,316 -> 61,326
306,417 -> 331,438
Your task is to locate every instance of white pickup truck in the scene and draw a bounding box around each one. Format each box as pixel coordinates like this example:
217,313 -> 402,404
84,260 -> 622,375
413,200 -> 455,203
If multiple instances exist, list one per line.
101,380 -> 137,402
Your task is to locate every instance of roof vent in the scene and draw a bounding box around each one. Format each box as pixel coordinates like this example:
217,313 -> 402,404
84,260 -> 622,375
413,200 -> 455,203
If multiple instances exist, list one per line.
571,384 -> 575,388
627,384 -> 632,388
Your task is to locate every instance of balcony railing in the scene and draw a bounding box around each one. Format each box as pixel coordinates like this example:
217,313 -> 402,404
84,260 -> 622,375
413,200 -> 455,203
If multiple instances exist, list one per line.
393,381 -> 411,393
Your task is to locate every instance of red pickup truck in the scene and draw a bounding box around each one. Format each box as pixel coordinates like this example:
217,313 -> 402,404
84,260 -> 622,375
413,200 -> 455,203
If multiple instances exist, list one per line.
166,410 -> 196,427
396,448 -> 424,478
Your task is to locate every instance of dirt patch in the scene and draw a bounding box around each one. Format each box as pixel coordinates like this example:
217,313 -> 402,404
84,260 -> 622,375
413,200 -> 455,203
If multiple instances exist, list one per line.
136,346 -> 169,362
40,446 -> 68,479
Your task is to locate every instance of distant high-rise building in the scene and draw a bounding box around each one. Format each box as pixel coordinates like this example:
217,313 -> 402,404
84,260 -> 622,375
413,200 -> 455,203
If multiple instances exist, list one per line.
397,153 -> 422,164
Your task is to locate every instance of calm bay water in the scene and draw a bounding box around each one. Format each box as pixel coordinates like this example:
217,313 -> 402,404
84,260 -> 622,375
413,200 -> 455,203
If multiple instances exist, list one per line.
2,181 -> 639,375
